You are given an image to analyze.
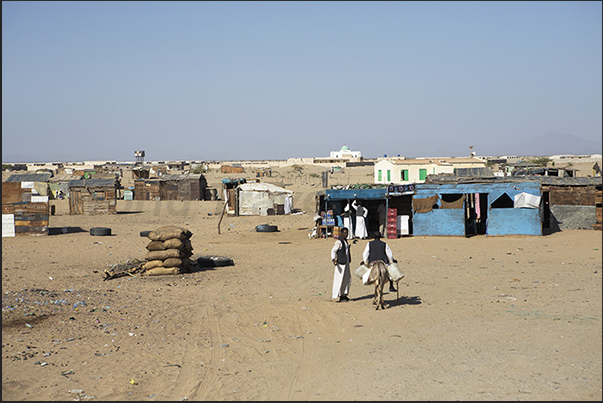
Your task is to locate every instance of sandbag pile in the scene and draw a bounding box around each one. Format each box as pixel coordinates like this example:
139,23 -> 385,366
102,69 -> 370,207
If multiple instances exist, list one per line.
142,226 -> 194,276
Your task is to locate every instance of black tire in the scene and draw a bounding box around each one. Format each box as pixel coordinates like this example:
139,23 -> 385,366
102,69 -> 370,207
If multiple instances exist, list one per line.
197,256 -> 234,267
256,224 -> 278,232
140,230 -> 152,237
90,227 -> 111,236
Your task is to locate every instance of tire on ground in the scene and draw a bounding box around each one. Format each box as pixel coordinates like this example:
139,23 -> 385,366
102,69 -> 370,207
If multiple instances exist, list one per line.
140,230 -> 152,237
255,224 -> 278,232
197,256 -> 234,267
90,227 -> 112,236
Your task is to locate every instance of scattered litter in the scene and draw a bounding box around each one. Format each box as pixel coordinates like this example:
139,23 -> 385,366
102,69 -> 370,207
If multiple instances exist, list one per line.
130,379 -> 138,385
68,389 -> 84,394
219,343 -> 229,348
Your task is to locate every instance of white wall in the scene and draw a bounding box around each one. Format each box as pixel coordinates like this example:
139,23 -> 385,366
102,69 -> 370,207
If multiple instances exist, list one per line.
374,160 -> 454,184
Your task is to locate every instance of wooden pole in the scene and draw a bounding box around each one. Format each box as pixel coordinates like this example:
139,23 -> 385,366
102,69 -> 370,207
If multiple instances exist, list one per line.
217,201 -> 228,234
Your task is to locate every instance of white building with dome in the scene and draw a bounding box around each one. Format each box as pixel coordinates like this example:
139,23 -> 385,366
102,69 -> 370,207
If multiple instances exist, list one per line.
330,145 -> 361,160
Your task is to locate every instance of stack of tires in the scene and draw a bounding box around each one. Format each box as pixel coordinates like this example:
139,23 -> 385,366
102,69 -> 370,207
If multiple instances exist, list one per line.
142,226 -> 193,276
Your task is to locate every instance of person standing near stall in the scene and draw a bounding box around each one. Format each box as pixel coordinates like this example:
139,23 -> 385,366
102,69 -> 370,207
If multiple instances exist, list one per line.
352,199 -> 368,239
331,227 -> 352,302
342,201 -> 355,239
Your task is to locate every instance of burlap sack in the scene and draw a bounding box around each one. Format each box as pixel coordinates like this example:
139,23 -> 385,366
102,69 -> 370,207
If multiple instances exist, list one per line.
144,266 -> 181,276
146,240 -> 166,251
148,226 -> 192,241
142,260 -> 164,270
145,248 -> 183,261
162,238 -> 184,249
162,257 -> 183,268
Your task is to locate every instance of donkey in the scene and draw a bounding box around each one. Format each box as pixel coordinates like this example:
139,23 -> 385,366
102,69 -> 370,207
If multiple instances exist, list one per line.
368,260 -> 390,310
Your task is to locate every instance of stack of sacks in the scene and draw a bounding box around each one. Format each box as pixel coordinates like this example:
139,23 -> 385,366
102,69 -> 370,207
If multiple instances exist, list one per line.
142,226 -> 193,276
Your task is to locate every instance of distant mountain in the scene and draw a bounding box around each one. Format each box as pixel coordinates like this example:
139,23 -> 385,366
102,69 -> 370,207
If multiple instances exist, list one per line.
515,133 -> 602,156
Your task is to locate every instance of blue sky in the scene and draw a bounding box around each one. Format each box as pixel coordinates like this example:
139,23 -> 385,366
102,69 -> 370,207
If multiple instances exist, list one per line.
2,1 -> 602,163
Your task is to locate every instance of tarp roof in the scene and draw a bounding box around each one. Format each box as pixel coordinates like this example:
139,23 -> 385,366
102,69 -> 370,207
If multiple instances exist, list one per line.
454,167 -> 494,177
239,182 -> 293,195
538,176 -> 602,186
318,188 -> 388,201
49,174 -> 83,182
5,173 -> 52,182
68,179 -> 116,187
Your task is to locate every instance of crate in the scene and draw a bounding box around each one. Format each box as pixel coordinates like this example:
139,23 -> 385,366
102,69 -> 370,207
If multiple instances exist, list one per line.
333,226 -> 341,239
387,208 -> 397,217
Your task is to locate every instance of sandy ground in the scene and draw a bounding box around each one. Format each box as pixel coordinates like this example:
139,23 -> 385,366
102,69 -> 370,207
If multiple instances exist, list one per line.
2,166 -> 602,401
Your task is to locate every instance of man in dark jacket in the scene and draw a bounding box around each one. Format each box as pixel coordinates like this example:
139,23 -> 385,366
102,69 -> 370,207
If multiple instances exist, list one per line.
362,231 -> 397,292
330,227 -> 352,302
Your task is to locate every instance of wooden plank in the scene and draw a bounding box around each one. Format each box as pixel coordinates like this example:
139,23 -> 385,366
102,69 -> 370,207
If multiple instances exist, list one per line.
2,205 -> 15,214
13,203 -> 48,213
14,225 -> 48,234
14,220 -> 49,227
14,215 -> 49,222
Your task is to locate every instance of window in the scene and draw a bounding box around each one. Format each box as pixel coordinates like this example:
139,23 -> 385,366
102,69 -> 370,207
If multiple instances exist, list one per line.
377,170 -> 382,181
401,169 -> 408,181
386,170 -> 391,182
491,193 -> 514,208
419,169 -> 427,180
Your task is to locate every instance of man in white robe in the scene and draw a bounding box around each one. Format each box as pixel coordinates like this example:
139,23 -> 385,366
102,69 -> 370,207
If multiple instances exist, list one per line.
353,200 -> 368,239
343,201 -> 355,239
330,227 -> 351,302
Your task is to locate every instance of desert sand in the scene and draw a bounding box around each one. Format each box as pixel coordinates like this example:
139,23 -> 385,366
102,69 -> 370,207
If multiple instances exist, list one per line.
2,164 -> 602,401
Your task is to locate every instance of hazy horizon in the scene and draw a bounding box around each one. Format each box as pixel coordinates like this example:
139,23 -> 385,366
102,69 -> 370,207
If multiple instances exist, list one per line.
3,1 -> 602,163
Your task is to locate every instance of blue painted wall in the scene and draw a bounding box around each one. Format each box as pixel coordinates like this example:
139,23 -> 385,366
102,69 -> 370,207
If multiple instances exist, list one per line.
488,208 -> 541,236
413,209 -> 465,236
413,181 -> 542,236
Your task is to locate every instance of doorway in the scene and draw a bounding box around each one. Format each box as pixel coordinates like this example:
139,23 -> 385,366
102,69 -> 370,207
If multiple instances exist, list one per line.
465,193 -> 488,236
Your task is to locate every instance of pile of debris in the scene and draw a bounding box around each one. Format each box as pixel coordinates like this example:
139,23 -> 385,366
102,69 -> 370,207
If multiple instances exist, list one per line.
141,226 -> 194,276
103,259 -> 145,280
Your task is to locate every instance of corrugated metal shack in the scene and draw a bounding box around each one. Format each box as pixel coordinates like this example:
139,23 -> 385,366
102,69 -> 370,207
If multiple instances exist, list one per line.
134,179 -> 162,200
539,176 -> 602,231
4,173 -> 51,198
2,173 -> 52,236
158,173 -> 207,201
133,174 -> 207,201
414,177 -> 542,236
68,179 -> 117,215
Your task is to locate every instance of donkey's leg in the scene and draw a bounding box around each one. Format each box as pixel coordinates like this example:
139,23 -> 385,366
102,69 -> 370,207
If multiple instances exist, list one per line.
375,279 -> 383,310
373,283 -> 378,305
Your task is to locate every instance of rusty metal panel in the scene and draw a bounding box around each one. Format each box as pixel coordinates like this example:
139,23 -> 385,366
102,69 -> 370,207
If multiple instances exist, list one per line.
2,182 -> 24,204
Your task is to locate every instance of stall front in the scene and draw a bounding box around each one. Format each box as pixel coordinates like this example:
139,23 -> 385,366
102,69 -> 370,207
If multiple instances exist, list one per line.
315,188 -> 388,238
